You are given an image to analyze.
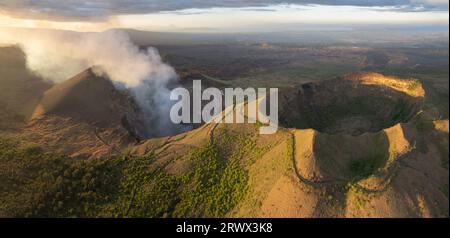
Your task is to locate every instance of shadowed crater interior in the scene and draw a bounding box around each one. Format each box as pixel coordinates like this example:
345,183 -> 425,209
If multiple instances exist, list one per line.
279,73 -> 424,136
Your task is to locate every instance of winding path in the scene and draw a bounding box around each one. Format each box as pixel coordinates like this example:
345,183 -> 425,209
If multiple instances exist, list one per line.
93,127 -> 123,155
286,129 -> 406,194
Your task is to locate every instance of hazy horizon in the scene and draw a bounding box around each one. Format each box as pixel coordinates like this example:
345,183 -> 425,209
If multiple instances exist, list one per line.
0,1 -> 448,32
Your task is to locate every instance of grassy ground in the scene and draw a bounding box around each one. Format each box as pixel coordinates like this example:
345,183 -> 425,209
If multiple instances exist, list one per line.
0,137 -> 248,217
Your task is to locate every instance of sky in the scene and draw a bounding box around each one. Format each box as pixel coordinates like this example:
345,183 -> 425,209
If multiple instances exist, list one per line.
0,0 -> 448,32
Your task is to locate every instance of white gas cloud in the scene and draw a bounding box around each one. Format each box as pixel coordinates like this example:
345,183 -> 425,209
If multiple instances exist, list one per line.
0,28 -> 182,137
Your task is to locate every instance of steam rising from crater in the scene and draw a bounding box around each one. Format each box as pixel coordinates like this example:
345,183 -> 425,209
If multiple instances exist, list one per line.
0,28 -> 182,137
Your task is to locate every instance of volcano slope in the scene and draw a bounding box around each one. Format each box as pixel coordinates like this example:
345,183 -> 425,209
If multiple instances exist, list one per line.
0,47 -> 51,130
0,72 -> 448,217
4,68 -> 144,158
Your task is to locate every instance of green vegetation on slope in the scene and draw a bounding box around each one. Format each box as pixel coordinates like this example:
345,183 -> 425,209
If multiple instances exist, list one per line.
0,137 -> 248,217
348,154 -> 387,182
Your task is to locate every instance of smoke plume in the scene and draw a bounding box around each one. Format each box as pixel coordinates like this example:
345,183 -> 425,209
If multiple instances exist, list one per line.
0,28 -> 182,137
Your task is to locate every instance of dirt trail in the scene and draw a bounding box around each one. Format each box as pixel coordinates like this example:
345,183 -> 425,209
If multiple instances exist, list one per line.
287,129 -> 408,194
287,129 -> 345,188
93,127 -> 123,155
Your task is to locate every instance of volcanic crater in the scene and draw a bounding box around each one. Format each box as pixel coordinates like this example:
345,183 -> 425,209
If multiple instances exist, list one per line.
279,72 -> 425,136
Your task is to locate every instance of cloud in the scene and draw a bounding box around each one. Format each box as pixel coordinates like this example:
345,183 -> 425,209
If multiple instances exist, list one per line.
0,28 -> 183,137
0,0 -> 448,21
